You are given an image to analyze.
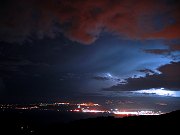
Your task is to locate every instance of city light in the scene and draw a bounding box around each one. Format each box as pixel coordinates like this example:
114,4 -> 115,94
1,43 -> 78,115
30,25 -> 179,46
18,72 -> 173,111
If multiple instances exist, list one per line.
0,102 -> 164,116
55,102 -> 70,105
77,103 -> 100,106
82,109 -> 105,113
113,110 -> 161,115
113,111 -> 138,115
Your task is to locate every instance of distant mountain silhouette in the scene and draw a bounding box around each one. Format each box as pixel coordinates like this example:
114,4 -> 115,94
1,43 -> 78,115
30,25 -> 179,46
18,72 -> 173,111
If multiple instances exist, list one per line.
0,110 -> 179,134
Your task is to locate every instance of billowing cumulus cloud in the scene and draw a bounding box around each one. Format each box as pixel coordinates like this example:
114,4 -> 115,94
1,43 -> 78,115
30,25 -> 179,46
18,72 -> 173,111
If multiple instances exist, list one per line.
0,0 -> 179,44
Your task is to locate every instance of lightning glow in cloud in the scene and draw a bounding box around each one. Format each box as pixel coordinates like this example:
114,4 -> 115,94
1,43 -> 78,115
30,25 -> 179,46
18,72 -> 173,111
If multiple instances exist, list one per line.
133,88 -> 180,97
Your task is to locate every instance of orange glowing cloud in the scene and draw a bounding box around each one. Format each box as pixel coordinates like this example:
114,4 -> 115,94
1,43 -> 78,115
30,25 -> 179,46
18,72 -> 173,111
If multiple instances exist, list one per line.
0,0 -> 179,44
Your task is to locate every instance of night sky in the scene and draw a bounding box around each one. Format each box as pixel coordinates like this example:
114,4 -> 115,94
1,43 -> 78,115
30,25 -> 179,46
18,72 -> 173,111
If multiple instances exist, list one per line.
0,0 -> 180,111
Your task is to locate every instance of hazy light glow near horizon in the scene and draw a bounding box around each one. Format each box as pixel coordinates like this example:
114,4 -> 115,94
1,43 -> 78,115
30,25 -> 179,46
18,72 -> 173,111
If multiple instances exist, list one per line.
133,88 -> 180,97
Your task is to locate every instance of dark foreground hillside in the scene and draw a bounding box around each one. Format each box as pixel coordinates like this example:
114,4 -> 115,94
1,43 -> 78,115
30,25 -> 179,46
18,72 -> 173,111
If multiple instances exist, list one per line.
44,110 -> 179,134
0,110 -> 179,134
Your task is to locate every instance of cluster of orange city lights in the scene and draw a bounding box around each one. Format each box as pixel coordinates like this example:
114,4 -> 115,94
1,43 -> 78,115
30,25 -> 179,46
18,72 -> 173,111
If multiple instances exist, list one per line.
0,102 -> 163,116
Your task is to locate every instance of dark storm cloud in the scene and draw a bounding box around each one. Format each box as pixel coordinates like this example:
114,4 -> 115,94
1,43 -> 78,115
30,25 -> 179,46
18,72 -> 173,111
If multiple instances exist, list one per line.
93,76 -> 110,81
0,0 -> 179,44
144,49 -> 170,55
170,44 -> 180,51
143,48 -> 180,62
137,69 -> 156,75
104,62 -> 180,91
165,41 -> 180,51
144,40 -> 180,62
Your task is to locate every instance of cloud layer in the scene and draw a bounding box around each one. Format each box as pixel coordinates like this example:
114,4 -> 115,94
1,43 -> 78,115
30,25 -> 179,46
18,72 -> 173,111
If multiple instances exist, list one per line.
0,0 -> 179,44
104,62 -> 180,91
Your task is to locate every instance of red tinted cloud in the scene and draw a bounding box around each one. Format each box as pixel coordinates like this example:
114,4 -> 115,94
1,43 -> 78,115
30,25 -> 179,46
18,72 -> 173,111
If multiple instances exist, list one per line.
145,23 -> 180,39
0,0 -> 179,44
170,44 -> 180,51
